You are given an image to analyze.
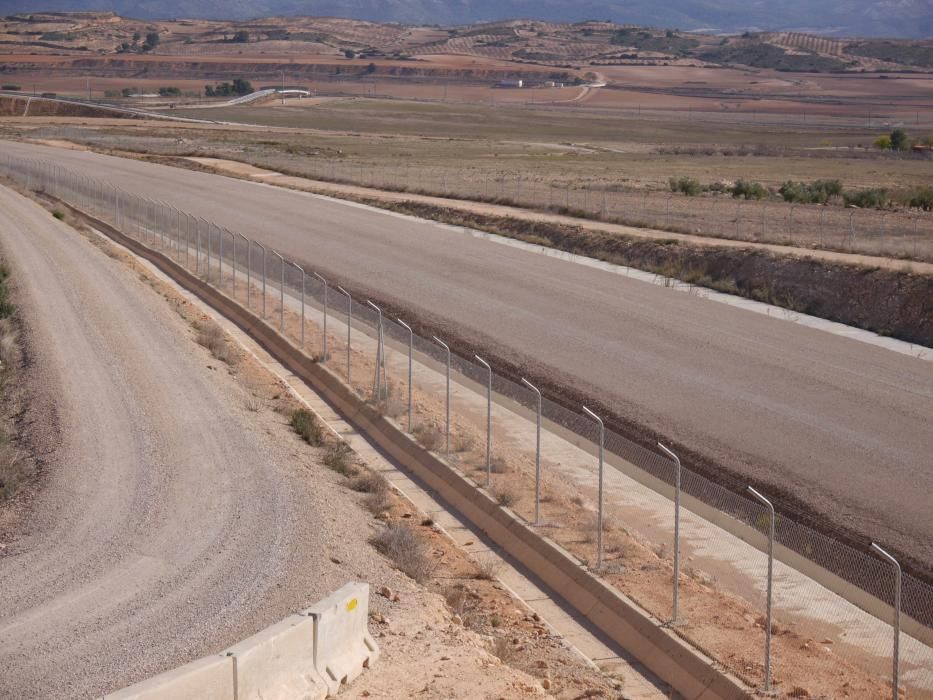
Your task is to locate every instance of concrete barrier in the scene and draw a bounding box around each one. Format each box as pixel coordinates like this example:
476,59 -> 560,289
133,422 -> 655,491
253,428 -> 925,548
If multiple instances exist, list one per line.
102,584 -> 374,699
223,614 -> 327,700
103,655 -> 234,700
82,216 -> 751,699
302,582 -> 381,696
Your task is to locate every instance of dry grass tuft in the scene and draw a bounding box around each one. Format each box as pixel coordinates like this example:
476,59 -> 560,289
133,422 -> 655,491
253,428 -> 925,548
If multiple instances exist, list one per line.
412,421 -> 444,452
290,408 -> 324,446
370,523 -> 435,582
350,469 -> 388,494
323,442 -> 356,476
492,485 -> 517,508
474,555 -> 502,581
194,319 -> 240,365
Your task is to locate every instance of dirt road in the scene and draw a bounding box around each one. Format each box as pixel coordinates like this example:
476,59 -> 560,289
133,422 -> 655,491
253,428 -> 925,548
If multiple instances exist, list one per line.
0,184 -> 395,698
1,140 -> 931,571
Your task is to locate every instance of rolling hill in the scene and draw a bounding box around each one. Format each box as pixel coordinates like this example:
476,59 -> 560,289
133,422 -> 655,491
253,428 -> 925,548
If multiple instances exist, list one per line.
1,0 -> 931,39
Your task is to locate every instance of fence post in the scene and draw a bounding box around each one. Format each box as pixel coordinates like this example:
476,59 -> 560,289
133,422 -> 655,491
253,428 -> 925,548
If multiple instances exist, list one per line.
747,486 -> 775,694
658,442 -> 682,625
475,355 -> 492,487
256,242 -> 267,317
582,406 -> 604,570
271,250 -> 285,331
433,336 -> 450,460
398,318 -> 413,431
314,272 -> 328,362
870,543 -> 901,700
366,300 -> 385,399
293,263 -> 306,348
338,286 -> 352,384
522,378 -> 542,524
238,233 -> 250,307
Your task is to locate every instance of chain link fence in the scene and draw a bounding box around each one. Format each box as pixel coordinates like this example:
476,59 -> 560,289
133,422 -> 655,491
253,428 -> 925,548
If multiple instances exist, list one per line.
2,151 -> 931,697
20,125 -> 933,262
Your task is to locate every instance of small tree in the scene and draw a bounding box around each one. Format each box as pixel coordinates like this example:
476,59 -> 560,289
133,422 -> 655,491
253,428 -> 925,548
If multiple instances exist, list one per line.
142,31 -> 159,52
344,48 -> 356,59
232,30 -> 249,43
890,128 -> 908,151
874,135 -> 892,150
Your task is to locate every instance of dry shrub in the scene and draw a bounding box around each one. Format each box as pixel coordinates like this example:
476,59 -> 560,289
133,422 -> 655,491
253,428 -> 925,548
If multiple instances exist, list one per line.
0,319 -> 19,369
290,408 -> 324,446
475,555 -> 502,581
364,490 -> 393,516
350,469 -> 388,494
194,319 -> 239,365
444,584 -> 481,628
488,635 -> 517,663
490,454 -> 509,474
370,524 -> 434,582
412,422 -> 444,452
453,432 -> 476,453
492,485 -> 517,508
323,442 -> 356,476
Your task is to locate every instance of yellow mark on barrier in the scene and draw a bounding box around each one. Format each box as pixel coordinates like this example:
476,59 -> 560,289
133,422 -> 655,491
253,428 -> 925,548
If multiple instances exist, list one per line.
346,598 -> 358,612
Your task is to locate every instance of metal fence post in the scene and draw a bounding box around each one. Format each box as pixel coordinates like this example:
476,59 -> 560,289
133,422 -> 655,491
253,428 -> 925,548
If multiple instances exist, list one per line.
366,300 -> 385,399
433,336 -> 450,459
748,486 -> 775,694
337,286 -> 352,383
474,355 -> 492,486
271,250 -> 285,332
521,378 -> 542,525
293,263 -> 306,348
398,318 -> 413,431
238,233 -> 250,307
314,272 -> 328,362
871,543 -> 901,700
256,242 -> 267,317
582,406 -> 604,570
658,442 -> 682,625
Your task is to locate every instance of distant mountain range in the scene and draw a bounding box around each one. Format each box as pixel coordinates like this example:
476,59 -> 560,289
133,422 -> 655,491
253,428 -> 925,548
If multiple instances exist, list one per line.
2,0 -> 931,39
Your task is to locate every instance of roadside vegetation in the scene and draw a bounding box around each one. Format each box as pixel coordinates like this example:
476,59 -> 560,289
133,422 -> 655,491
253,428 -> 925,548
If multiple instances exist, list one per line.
0,261 -> 30,502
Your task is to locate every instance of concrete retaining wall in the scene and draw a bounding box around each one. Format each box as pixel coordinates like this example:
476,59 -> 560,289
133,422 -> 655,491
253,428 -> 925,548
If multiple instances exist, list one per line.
86,214 -> 752,699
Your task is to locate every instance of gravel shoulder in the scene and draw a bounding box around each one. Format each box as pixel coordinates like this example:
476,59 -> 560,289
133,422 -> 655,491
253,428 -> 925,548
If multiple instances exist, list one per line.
0,184 -> 400,698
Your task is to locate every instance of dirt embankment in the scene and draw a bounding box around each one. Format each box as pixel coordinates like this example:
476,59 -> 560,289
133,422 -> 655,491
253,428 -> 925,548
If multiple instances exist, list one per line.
0,95 -> 136,119
376,200 -> 933,348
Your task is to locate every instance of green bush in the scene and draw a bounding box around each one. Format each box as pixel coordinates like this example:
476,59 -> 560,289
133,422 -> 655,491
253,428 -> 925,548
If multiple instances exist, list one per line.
843,188 -> 888,209
890,128 -> 909,152
908,187 -> 933,211
668,176 -> 703,196
731,179 -> 768,200
874,135 -> 892,150
290,408 -> 324,446
779,179 -> 842,204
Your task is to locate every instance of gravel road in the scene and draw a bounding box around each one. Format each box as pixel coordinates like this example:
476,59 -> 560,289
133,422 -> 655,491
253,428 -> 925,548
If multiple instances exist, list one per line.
1,140 -> 931,570
0,184 -> 394,698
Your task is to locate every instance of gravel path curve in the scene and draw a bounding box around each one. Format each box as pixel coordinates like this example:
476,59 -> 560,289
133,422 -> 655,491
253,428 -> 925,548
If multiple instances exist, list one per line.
0,184 -> 390,698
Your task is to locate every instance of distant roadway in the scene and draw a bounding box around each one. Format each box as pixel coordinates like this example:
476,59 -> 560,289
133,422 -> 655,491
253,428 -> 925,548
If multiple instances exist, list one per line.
2,140 -> 931,570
